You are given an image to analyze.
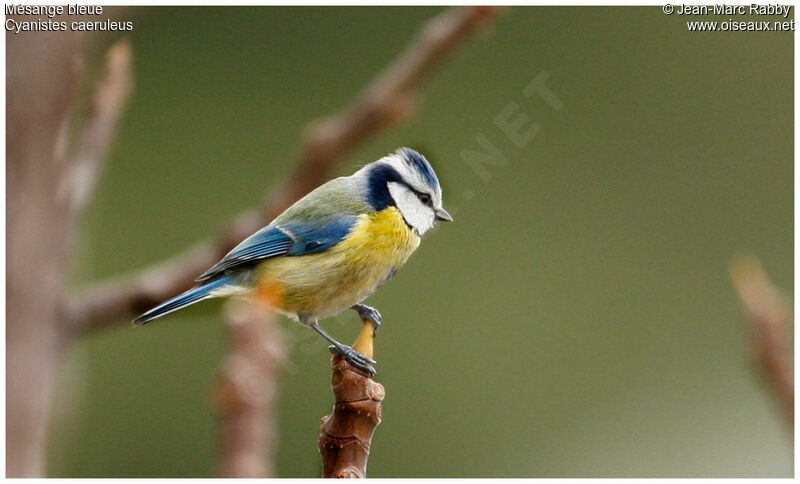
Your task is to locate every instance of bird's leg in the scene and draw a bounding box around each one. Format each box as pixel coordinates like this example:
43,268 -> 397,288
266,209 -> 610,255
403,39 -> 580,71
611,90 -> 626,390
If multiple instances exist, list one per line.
351,303 -> 383,331
302,316 -> 376,376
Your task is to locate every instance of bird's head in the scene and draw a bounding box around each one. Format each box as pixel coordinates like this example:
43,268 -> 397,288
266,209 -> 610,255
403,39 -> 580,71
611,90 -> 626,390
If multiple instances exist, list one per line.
359,147 -> 452,235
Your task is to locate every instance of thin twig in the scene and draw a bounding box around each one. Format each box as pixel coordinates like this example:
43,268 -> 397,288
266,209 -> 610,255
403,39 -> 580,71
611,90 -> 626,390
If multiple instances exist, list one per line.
59,39 -> 134,218
730,255 -> 794,425
65,6 -> 501,333
319,321 -> 384,478
216,299 -> 286,477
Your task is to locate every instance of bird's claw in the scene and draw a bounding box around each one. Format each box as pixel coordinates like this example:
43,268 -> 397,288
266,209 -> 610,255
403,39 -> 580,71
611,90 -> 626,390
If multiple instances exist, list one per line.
328,344 -> 377,376
353,304 -> 383,330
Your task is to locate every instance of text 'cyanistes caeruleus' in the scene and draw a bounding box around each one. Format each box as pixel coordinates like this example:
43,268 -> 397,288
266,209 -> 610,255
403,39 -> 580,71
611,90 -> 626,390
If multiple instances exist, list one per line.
134,148 -> 452,375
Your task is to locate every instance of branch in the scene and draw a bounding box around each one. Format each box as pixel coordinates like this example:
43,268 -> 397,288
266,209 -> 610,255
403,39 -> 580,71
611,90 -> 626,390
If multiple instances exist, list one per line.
319,321 -> 384,478
65,6 -> 501,333
6,22 -> 130,476
59,39 -> 134,218
730,255 -> 794,425
216,299 -> 286,477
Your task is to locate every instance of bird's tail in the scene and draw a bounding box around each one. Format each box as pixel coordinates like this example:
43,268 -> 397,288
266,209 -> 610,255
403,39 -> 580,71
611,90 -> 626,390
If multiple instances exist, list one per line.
133,274 -> 237,326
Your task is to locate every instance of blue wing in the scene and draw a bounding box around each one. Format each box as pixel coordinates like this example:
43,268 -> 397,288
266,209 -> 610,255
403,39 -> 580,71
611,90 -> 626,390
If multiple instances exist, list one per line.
133,274 -> 237,325
195,215 -> 359,282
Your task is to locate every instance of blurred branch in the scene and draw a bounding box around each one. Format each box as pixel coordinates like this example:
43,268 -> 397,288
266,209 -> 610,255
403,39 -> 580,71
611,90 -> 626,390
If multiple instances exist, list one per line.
319,322 -> 384,478
6,26 -> 131,476
59,39 -> 134,218
66,6 -> 501,333
216,300 -> 286,478
730,255 -> 794,425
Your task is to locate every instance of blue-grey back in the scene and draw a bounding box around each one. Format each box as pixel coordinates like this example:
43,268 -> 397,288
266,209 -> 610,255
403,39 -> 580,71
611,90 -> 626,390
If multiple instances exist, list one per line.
272,175 -> 372,227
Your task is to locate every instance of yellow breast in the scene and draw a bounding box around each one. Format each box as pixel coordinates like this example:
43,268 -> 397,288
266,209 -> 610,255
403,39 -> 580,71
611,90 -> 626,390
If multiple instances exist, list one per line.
255,207 -> 420,318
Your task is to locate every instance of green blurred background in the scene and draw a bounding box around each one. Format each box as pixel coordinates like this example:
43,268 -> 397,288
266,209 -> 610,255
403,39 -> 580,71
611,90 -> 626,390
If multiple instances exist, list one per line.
47,6 -> 792,477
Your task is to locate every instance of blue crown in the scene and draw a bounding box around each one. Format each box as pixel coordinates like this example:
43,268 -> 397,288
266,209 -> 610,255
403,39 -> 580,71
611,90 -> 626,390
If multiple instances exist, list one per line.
397,147 -> 440,190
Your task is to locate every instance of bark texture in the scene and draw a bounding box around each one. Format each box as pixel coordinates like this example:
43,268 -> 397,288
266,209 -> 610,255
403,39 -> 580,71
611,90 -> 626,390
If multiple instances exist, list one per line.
318,322 -> 385,478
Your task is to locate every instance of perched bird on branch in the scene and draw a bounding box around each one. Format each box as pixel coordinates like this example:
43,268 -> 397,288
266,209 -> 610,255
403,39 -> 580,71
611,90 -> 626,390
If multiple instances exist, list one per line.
134,148 -> 452,374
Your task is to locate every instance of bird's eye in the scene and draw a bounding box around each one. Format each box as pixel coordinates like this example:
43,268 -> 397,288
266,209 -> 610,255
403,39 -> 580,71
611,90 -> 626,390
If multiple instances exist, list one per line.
418,193 -> 432,206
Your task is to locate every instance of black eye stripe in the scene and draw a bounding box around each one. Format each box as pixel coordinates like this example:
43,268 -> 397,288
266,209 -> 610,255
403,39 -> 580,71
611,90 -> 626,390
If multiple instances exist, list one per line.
369,165 -> 435,211
392,174 -> 434,205
395,179 -> 429,201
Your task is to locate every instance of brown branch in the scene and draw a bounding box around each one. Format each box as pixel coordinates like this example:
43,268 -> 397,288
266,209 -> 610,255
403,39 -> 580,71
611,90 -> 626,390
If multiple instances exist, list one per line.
6,21 -> 131,475
216,299 -> 286,477
59,39 -> 134,218
319,321 -> 384,478
65,6 -> 502,334
730,255 -> 794,425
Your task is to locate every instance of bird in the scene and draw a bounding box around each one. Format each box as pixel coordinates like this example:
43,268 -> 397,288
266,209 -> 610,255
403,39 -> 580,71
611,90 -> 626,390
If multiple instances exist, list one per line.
133,147 -> 452,375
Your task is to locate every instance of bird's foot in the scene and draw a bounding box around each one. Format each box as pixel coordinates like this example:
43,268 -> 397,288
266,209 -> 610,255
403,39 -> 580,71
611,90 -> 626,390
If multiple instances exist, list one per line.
329,344 -> 377,376
352,304 -> 383,330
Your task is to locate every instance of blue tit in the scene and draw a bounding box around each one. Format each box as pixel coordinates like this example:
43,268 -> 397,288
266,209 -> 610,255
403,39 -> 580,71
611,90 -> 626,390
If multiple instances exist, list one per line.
134,147 -> 452,374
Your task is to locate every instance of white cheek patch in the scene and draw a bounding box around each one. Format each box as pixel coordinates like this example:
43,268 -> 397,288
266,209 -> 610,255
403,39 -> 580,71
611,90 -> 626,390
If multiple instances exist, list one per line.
387,182 -> 435,235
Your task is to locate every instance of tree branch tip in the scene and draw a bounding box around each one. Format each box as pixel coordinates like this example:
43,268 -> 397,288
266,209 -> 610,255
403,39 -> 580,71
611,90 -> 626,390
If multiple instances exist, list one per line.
352,321 -> 377,359
95,38 -> 134,113
729,253 -> 793,426
729,253 -> 764,286
108,37 -> 133,64
729,255 -> 791,324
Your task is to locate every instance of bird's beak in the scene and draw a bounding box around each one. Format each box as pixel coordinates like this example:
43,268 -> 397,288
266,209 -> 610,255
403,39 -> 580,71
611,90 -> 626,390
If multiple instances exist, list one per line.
435,207 -> 453,222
